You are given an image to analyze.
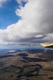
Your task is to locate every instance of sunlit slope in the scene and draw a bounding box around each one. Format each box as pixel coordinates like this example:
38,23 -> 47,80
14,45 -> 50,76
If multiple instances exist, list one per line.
41,43 -> 53,48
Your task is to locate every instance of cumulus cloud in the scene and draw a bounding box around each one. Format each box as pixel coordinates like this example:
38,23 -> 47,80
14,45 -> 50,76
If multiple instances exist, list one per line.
0,0 -> 53,48
16,0 -> 53,33
0,0 -> 7,7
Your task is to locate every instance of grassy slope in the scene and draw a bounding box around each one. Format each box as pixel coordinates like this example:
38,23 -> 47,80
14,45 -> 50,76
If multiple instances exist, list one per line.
0,50 -> 53,80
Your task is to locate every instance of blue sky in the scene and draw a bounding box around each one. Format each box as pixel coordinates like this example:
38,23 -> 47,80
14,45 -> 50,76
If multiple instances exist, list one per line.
0,0 -> 25,29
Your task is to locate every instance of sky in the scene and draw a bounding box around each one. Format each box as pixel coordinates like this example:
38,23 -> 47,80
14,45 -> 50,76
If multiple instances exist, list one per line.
0,0 -> 53,49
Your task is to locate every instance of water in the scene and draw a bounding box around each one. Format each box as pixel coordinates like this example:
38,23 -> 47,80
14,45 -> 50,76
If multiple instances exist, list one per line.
0,48 -> 53,53
0,48 -> 44,53
0,49 -> 18,53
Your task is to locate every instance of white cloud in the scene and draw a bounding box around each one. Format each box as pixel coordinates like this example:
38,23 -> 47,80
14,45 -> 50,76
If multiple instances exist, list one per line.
0,0 -> 53,47
43,33 -> 53,43
0,0 -> 6,2
0,0 -> 7,7
15,0 -> 53,33
35,35 -> 43,38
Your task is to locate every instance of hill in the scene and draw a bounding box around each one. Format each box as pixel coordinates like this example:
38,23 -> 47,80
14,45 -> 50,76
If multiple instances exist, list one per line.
0,49 -> 53,80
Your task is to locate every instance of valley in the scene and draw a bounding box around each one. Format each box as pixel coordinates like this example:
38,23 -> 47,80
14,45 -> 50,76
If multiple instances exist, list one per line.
0,49 -> 53,80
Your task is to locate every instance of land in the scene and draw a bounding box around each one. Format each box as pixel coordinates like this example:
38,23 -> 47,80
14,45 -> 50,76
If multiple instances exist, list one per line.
0,49 -> 53,80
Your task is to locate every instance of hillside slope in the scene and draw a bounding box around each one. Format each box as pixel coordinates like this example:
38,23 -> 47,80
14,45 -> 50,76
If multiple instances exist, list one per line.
0,49 -> 53,80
